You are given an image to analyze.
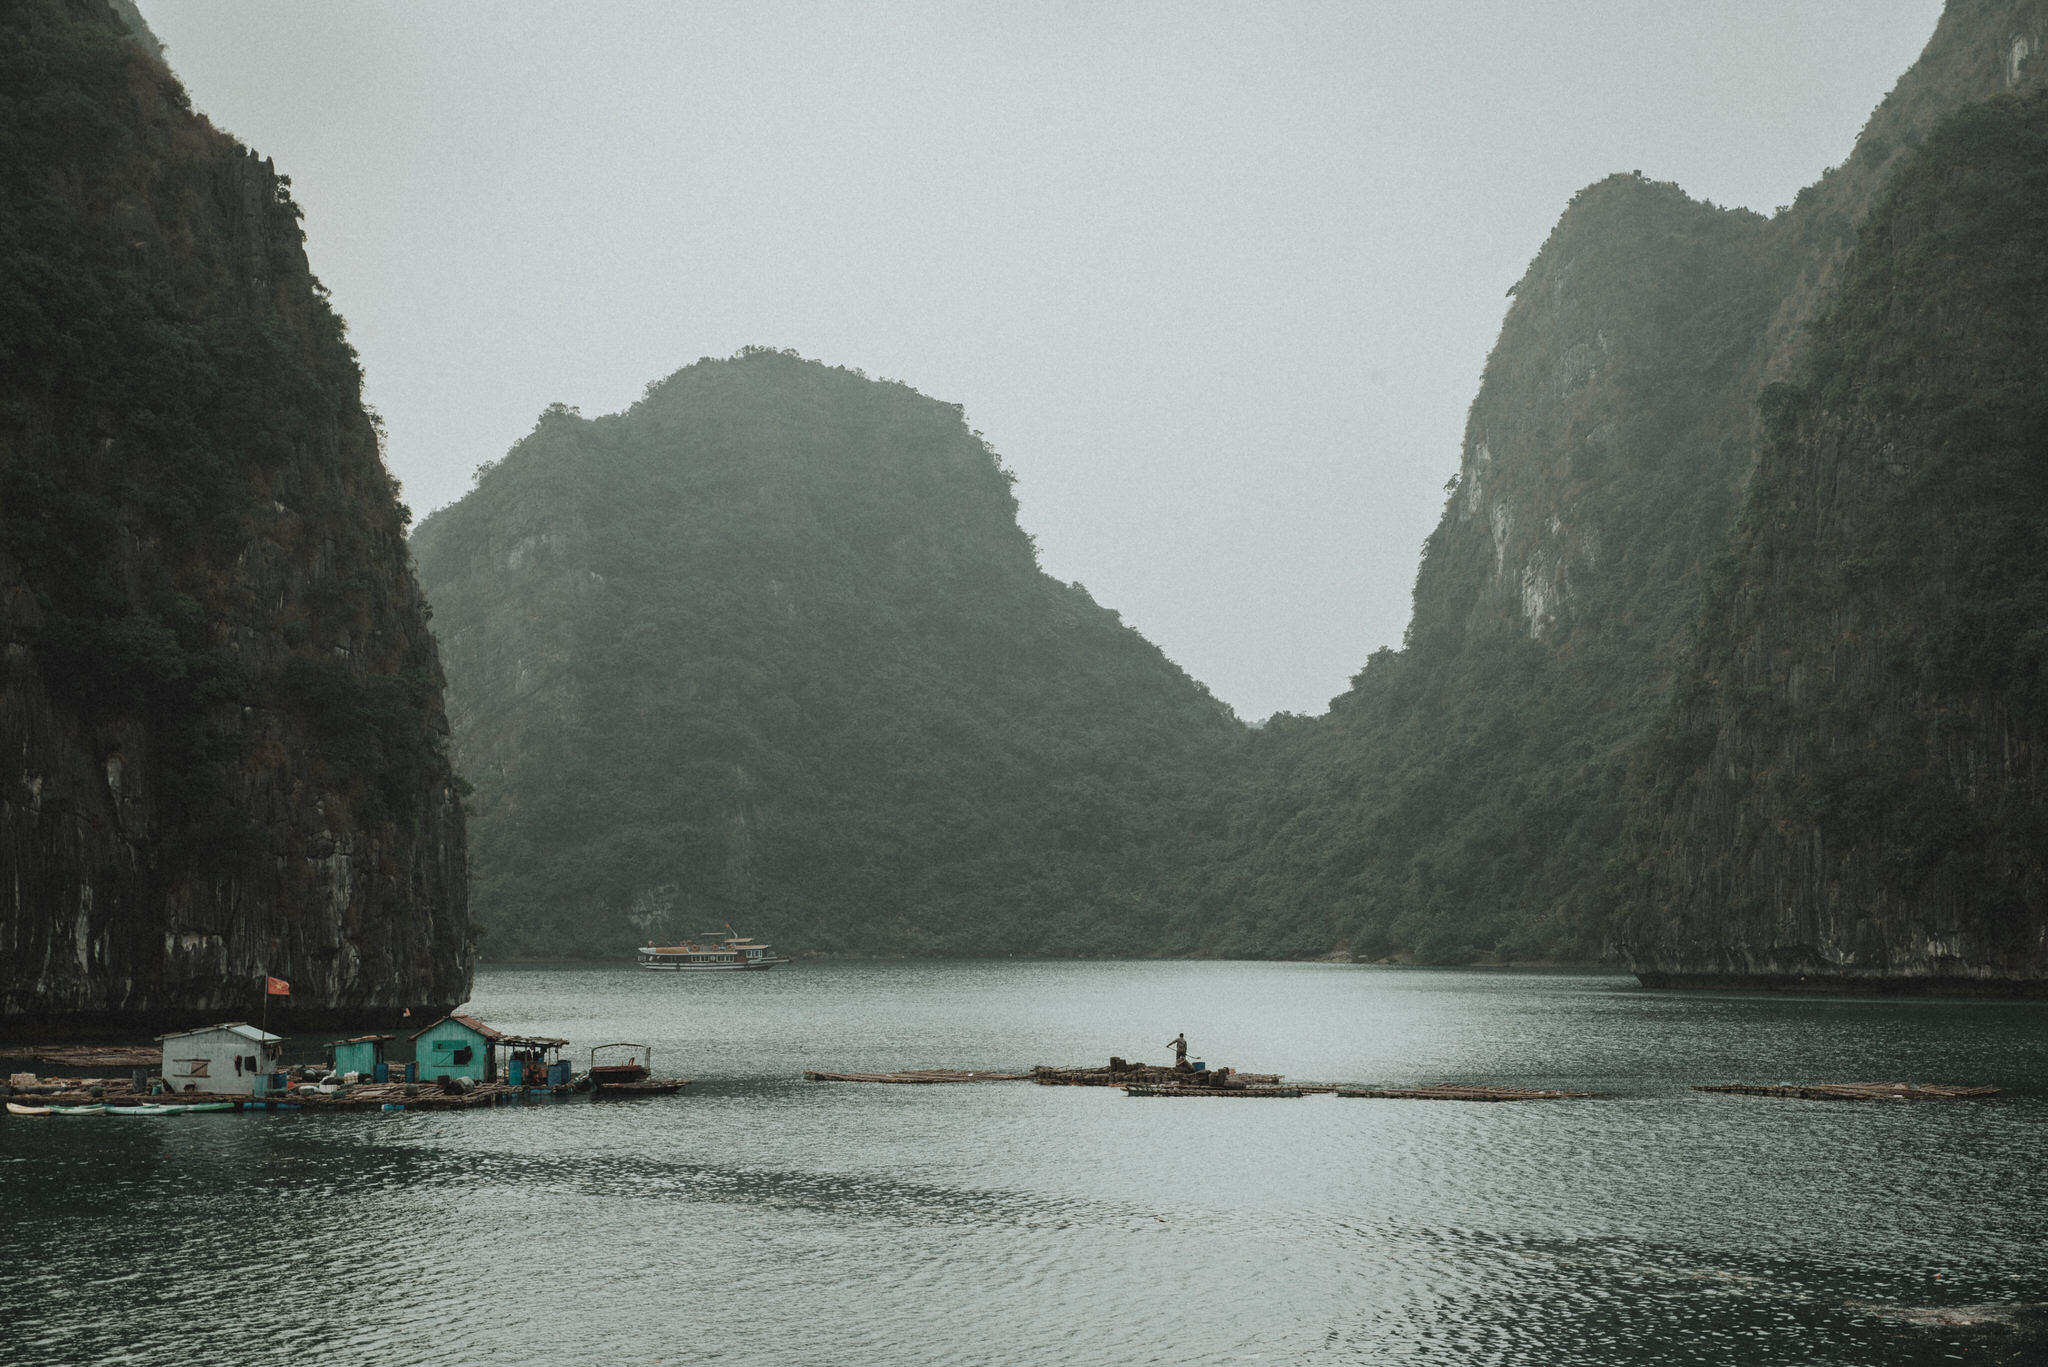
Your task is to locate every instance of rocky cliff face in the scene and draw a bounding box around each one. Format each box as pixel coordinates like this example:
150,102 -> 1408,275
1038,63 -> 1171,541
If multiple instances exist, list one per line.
1194,0 -> 2048,981
0,0 -> 469,1032
413,351 -> 1240,959
1623,89 -> 2048,993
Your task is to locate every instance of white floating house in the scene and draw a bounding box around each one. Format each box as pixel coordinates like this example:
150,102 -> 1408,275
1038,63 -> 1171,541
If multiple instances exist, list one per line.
157,1022 -> 285,1095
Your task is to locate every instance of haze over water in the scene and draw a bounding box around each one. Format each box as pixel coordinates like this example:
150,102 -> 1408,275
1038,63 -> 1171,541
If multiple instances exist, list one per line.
4,962 -> 2044,1365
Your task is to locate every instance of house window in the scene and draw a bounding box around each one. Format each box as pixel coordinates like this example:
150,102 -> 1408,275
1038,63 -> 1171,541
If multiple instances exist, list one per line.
176,1058 -> 208,1077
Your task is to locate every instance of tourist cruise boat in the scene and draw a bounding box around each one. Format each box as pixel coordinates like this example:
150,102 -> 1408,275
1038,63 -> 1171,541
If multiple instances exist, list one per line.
637,930 -> 789,972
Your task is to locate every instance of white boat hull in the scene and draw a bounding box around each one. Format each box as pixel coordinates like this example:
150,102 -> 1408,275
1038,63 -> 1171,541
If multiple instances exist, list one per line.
638,959 -> 787,972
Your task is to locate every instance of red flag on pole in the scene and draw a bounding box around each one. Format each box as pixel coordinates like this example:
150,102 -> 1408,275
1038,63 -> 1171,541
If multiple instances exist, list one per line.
265,975 -> 290,996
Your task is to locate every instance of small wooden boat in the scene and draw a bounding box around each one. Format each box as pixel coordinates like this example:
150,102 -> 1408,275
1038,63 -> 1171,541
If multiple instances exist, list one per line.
5,1101 -> 52,1116
588,1042 -> 652,1087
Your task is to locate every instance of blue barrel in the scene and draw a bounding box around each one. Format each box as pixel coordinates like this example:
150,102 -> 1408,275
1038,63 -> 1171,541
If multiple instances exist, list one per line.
1191,1060 -> 1207,1073
373,1062 -> 390,1083
548,1060 -> 570,1086
404,1062 -> 418,1083
507,1058 -> 525,1086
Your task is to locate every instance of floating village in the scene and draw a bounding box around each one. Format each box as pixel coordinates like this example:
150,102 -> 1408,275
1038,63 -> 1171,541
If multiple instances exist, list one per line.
0,1016 -> 2004,1117
2,1014 -> 689,1116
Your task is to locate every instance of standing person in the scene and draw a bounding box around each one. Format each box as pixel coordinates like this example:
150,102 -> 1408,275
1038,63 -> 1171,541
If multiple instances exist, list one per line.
1167,1033 -> 1189,1070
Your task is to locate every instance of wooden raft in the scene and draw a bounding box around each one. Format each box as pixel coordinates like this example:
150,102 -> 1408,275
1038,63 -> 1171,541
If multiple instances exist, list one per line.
1124,1084 -> 1303,1098
1031,1065 -> 1283,1088
1337,1084 -> 1597,1102
805,1069 -> 1030,1084
1693,1081 -> 2000,1102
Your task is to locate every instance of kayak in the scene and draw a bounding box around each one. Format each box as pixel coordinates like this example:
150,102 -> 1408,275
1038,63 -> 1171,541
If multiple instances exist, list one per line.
47,1104 -> 107,1116
176,1102 -> 238,1113
111,1103 -> 181,1116
5,1101 -> 52,1116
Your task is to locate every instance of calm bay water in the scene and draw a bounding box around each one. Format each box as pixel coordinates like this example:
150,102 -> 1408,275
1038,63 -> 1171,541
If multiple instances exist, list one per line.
3,960 -> 2045,1366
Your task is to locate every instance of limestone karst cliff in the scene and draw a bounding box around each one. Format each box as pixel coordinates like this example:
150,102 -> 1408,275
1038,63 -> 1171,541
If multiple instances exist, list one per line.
1188,0 -> 2048,987
0,0 -> 469,1031
412,351 -> 1239,959
1623,90 -> 2048,993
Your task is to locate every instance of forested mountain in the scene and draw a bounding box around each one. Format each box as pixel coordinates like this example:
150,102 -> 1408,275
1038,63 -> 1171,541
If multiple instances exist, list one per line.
1183,0 -> 2048,981
414,0 -> 2048,988
0,0 -> 468,1030
412,351 -> 1240,959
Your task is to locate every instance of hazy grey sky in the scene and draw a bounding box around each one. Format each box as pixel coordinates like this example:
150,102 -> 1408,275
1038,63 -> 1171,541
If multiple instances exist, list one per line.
138,1 -> 1940,719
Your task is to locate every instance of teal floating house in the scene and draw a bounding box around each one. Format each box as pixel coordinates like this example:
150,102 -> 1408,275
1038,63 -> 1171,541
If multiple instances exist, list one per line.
410,1014 -> 504,1083
330,1034 -> 395,1079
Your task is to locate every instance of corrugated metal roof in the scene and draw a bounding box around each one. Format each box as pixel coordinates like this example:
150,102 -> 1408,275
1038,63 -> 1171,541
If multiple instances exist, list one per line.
408,1013 -> 504,1042
154,1021 -> 283,1044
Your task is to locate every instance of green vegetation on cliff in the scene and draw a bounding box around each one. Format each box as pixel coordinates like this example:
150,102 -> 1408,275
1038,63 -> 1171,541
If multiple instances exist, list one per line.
1178,178 -> 1792,964
413,351 -> 1240,958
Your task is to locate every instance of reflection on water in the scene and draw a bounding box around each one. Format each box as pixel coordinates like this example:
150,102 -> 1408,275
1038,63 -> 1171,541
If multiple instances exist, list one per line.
3,961 -> 2045,1365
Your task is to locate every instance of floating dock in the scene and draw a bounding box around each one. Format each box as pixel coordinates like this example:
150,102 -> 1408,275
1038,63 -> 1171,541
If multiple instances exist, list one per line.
1692,1081 -> 1999,1102
7,1074 -> 656,1112
1124,1083 -> 1303,1098
1336,1085 -> 1598,1101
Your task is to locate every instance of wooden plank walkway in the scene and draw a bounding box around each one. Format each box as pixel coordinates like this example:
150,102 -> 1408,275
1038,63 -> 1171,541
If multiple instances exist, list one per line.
1693,1082 -> 1999,1102
1337,1085 -> 1598,1101
0,1045 -> 159,1069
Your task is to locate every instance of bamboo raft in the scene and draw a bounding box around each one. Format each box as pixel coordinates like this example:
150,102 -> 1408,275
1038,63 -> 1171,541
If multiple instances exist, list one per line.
1693,1081 -> 2000,1102
1030,1064 -> 1284,1088
1336,1085 -> 1598,1101
805,1069 -> 1031,1083
1124,1084 -> 1304,1098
